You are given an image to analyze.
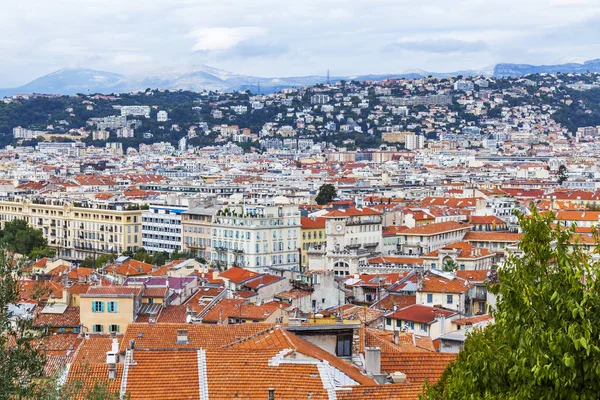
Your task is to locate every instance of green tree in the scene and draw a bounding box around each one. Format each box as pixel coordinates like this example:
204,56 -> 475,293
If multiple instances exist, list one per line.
557,164 -> 568,185
424,208 -> 600,399
0,220 -> 49,258
95,253 -> 116,268
152,251 -> 169,266
315,183 -> 337,205
0,251 -> 48,398
442,258 -> 457,272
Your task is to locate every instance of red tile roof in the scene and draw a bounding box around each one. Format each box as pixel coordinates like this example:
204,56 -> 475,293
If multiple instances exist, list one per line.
323,206 -> 382,218
338,384 -> 424,400
301,217 -> 326,229
400,221 -> 471,236
83,286 -> 142,297
387,304 -> 457,324
218,267 -> 261,283
380,352 -> 457,383
455,270 -> 490,282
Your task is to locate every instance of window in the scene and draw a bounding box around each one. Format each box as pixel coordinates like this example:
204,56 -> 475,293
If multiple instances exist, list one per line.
73,327 -> 80,333
420,323 -> 427,332
109,325 -> 120,333
386,318 -> 392,326
58,327 -> 66,333
447,295 -> 453,304
92,301 -> 104,313
427,294 -> 433,303
107,301 -> 118,313
93,324 -> 103,333
336,334 -> 352,357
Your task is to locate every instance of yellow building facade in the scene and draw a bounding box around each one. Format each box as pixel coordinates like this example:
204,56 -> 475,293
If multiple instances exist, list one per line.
0,198 -> 143,260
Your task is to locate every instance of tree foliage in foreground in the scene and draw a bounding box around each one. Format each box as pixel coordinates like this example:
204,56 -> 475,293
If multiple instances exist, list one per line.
0,219 -> 54,259
423,208 -> 600,399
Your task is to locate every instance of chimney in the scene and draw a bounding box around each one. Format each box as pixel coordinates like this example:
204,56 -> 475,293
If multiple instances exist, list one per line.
365,347 -> 381,376
108,363 -> 117,380
106,338 -> 120,379
393,330 -> 399,345
268,388 -> 275,400
177,329 -> 189,344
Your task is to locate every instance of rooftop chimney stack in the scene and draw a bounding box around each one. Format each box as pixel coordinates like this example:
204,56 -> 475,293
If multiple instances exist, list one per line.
393,330 -> 399,345
268,388 -> 275,400
108,363 -> 117,380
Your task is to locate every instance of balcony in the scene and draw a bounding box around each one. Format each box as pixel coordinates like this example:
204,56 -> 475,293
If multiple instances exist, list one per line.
290,279 -> 314,292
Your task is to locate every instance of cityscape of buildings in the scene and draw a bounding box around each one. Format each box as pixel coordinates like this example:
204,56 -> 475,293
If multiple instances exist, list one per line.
3,71 -> 600,398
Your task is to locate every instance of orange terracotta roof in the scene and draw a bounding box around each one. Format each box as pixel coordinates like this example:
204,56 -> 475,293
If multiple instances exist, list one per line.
455,270 -> 490,282
380,352 -> 457,383
227,326 -> 375,386
104,259 -> 154,277
400,221 -> 471,236
301,216 -> 326,229
423,242 -> 493,259
388,304 -> 457,324
119,323 -> 275,352
368,256 -> 423,265
82,286 -> 142,297
34,306 -> 80,327
463,231 -> 524,242
324,206 -> 382,218
218,267 -> 261,283
420,273 -> 471,294
338,384 -> 424,400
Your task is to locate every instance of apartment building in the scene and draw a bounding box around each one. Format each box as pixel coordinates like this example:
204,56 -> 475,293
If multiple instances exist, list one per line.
181,205 -> 220,260
397,221 -> 471,256
300,217 -> 326,269
0,198 -> 142,260
210,203 -> 301,272
141,205 -> 186,255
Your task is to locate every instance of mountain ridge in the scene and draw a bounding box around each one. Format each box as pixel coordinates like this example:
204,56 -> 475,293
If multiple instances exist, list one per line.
2,58 -> 600,96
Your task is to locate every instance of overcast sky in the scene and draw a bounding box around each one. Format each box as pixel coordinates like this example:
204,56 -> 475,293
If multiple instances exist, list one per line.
2,0 -> 600,86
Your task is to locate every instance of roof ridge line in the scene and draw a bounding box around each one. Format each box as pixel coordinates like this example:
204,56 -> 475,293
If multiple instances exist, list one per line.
220,325 -> 279,349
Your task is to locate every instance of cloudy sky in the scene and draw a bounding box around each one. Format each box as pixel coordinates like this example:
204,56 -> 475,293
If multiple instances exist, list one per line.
1,0 -> 600,86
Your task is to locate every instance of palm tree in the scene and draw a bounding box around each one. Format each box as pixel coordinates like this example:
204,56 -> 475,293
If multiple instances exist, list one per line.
443,258 -> 458,272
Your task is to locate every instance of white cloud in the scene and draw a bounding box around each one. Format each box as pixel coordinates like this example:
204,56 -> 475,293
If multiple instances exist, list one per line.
186,27 -> 267,52
113,54 -> 153,65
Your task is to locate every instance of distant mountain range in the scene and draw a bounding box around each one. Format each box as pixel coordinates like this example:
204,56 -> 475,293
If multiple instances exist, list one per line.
1,58 -> 600,96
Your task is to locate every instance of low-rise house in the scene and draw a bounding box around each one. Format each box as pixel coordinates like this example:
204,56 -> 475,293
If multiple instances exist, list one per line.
417,269 -> 473,315
422,242 -> 494,271
79,286 -> 143,334
384,304 -> 459,340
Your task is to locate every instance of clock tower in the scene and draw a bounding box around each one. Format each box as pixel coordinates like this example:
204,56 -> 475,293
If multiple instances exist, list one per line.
326,216 -> 346,251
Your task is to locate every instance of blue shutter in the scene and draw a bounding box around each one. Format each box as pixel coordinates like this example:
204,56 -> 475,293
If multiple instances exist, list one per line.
100,302 -> 105,312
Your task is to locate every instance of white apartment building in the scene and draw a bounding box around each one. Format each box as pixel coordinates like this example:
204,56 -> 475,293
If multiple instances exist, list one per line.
397,221 -> 471,256
120,105 -> 151,118
157,110 -> 168,122
405,133 -> 425,150
142,205 -> 186,255
210,203 -> 301,272
311,94 -> 330,105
